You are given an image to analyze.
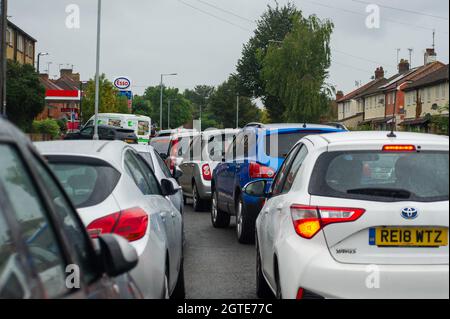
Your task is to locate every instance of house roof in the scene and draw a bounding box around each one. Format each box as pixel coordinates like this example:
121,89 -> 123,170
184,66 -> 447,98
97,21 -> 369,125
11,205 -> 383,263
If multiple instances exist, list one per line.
54,76 -> 80,91
337,79 -> 384,103
404,64 -> 449,92
382,61 -> 445,92
39,76 -> 63,90
353,78 -> 388,99
7,20 -> 37,43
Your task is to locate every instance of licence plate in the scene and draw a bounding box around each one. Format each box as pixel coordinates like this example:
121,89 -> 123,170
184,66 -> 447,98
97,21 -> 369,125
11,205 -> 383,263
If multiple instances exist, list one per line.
369,227 -> 448,247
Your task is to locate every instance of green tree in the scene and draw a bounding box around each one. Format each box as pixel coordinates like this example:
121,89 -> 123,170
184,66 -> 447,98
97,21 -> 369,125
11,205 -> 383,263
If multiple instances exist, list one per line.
184,85 -> 218,130
236,2 -> 299,122
32,119 -> 60,138
207,76 -> 261,128
261,14 -> 334,123
132,95 -> 152,117
6,60 -> 45,131
142,86 -> 193,129
81,74 -> 125,121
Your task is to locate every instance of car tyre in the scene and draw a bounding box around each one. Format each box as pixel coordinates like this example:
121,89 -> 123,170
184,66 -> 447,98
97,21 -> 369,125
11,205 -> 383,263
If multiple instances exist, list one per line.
236,195 -> 255,244
192,182 -> 205,212
256,238 -> 274,299
171,260 -> 186,299
211,190 -> 230,228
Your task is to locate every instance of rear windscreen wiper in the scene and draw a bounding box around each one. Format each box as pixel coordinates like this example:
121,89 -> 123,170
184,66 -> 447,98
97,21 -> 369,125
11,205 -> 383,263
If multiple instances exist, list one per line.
347,188 -> 412,199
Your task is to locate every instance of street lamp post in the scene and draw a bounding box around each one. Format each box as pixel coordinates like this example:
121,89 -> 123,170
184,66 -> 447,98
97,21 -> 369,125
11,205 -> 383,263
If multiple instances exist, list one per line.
167,99 -> 173,129
160,73 -> 177,131
93,0 -> 102,140
37,52 -> 49,74
236,94 -> 240,129
0,0 -> 7,116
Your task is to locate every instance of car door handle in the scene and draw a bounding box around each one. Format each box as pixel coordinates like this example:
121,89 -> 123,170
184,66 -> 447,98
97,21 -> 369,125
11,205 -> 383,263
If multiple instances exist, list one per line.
171,212 -> 176,218
276,204 -> 283,212
160,212 -> 168,220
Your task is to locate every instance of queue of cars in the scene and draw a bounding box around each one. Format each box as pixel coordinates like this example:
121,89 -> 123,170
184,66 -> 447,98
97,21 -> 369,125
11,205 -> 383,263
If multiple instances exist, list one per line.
1,114 -> 448,299
158,124 -> 449,299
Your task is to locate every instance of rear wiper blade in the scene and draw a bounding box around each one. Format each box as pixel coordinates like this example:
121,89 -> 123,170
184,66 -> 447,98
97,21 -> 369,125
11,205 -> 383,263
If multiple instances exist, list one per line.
347,188 -> 412,199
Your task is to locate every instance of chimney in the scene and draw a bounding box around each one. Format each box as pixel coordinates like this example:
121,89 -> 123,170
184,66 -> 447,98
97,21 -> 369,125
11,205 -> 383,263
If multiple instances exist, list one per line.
398,59 -> 410,73
60,68 -> 81,82
336,91 -> 344,101
375,67 -> 385,80
424,48 -> 437,65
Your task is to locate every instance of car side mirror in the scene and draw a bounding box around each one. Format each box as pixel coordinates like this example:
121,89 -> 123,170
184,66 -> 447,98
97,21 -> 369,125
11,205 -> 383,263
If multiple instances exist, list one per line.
97,234 -> 138,277
161,178 -> 180,196
243,180 -> 270,198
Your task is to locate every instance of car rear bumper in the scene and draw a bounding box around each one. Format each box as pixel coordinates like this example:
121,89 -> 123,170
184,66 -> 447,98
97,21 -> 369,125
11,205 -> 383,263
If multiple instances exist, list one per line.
197,179 -> 212,200
278,234 -> 449,299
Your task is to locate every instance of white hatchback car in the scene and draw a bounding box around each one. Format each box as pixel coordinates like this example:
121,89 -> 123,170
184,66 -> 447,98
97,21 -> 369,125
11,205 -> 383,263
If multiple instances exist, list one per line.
248,131 -> 449,299
35,140 -> 185,299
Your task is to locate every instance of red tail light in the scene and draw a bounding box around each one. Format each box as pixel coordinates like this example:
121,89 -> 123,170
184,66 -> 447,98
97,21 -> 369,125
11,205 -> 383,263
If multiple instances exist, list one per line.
87,207 -> 149,242
202,164 -> 212,181
290,205 -> 365,239
382,145 -> 416,152
249,162 -> 276,179
296,288 -> 304,300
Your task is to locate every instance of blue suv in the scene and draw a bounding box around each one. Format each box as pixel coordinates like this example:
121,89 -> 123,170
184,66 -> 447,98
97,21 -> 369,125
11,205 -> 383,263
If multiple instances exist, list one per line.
211,123 -> 346,244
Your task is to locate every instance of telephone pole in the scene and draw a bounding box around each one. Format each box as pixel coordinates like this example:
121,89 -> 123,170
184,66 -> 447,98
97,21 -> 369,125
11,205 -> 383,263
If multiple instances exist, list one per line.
0,0 -> 7,116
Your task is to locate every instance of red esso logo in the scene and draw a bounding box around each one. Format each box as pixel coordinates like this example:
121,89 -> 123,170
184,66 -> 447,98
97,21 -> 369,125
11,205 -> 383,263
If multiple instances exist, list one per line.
114,78 -> 131,90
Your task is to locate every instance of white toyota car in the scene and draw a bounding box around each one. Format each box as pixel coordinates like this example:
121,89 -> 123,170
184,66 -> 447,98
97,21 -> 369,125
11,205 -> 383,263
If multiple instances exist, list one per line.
248,131 -> 449,299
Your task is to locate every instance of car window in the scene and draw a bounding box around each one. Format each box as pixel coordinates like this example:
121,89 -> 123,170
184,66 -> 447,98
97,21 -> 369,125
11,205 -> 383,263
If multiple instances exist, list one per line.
46,157 -> 121,209
81,127 -> 93,137
139,152 -> 155,171
281,145 -> 308,194
134,153 -> 163,196
265,131 -> 321,158
225,134 -> 237,161
0,144 -> 68,298
31,153 -> 99,284
0,197 -> 32,299
271,144 -> 301,196
155,152 -> 173,179
150,137 -> 171,155
124,151 -> 161,195
310,151 -> 449,202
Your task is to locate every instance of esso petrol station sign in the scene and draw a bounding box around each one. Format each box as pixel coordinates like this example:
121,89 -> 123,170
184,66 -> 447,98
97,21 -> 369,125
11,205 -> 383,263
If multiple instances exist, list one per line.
114,77 -> 131,91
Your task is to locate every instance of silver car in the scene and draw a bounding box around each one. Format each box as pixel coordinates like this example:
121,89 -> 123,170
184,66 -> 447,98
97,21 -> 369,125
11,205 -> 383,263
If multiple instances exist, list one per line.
131,144 -> 184,215
35,140 -> 185,299
178,129 -> 238,211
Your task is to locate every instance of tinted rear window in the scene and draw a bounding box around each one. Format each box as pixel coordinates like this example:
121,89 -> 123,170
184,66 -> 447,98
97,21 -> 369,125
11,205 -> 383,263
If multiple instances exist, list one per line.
265,131 -> 324,158
309,151 -> 449,202
47,158 -> 121,209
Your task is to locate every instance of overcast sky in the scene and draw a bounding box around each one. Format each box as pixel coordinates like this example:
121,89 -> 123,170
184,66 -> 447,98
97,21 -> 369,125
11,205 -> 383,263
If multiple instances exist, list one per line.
9,0 -> 450,97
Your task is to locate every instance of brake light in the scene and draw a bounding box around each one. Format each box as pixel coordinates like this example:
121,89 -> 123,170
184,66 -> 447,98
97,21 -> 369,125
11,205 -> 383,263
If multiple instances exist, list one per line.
382,145 -> 416,152
87,207 -> 148,242
249,162 -> 276,179
296,288 -> 304,300
290,205 -> 365,239
202,164 -> 212,181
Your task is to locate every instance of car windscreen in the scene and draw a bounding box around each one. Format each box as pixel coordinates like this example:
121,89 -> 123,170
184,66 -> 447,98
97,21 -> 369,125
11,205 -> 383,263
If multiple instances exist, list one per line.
309,151 -> 449,203
265,131 -> 325,158
150,137 -> 171,155
46,156 -> 121,209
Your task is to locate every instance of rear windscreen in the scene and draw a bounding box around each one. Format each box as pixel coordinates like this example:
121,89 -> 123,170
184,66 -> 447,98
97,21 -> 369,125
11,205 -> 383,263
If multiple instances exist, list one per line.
265,131 -> 324,158
47,160 -> 121,209
150,137 -> 171,155
309,151 -> 449,202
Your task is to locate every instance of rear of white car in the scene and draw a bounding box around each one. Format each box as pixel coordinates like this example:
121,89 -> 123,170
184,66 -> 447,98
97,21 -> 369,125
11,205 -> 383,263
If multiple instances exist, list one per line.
271,132 -> 449,299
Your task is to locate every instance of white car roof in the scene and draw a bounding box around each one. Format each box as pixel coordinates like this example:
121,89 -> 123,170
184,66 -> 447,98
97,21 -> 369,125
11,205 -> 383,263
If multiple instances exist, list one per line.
305,131 -> 449,149
34,140 -> 129,169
